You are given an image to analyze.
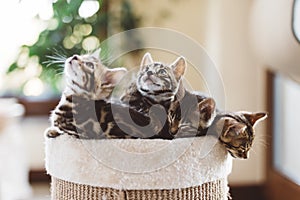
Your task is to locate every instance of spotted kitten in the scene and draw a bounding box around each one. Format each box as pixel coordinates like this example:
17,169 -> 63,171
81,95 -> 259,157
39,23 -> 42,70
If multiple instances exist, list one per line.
121,53 -> 216,139
208,111 -> 267,159
45,50 -> 159,139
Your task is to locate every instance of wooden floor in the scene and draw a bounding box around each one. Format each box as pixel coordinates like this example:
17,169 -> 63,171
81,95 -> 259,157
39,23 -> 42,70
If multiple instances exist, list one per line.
230,185 -> 266,200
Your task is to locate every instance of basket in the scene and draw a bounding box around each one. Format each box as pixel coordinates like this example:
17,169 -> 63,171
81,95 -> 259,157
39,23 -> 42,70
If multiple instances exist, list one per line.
45,135 -> 232,200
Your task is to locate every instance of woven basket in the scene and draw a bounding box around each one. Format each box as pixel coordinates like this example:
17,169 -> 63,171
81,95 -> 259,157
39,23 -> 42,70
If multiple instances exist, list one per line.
51,177 -> 228,200
45,135 -> 232,200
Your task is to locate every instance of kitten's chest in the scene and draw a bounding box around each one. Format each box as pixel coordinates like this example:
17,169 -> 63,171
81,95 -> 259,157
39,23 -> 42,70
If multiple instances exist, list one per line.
54,96 -> 105,138
52,96 -> 77,135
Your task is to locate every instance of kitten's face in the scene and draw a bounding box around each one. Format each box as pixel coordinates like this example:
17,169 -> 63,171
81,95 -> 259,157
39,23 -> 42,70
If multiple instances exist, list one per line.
136,53 -> 186,102
218,112 -> 267,159
64,50 -> 126,99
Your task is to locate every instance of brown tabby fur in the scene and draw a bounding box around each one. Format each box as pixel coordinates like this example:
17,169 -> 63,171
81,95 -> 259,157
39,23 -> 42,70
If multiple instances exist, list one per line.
208,111 -> 267,159
45,51 -> 161,139
121,53 -> 216,139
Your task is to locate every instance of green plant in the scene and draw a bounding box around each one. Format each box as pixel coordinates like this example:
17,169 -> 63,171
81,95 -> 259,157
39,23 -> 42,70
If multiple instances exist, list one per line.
7,0 -> 139,97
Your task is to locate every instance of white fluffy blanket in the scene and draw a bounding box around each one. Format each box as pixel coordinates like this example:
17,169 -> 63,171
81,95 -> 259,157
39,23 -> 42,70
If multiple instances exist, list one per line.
45,135 -> 232,190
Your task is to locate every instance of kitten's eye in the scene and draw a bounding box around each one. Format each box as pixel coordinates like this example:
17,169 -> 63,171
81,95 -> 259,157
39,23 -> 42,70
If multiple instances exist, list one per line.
85,62 -> 94,69
158,69 -> 166,75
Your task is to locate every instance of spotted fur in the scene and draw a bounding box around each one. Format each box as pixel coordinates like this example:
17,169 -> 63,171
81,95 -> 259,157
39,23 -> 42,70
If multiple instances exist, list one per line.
168,91 -> 216,138
121,53 -> 216,139
209,111 -> 267,159
45,51 -> 160,139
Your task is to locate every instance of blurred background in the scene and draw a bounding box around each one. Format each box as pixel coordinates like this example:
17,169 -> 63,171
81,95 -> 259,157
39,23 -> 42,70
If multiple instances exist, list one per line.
0,0 -> 299,199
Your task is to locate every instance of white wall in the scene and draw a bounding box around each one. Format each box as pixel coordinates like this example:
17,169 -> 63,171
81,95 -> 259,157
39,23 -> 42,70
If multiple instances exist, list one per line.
250,0 -> 300,80
131,0 -> 268,185
213,1 -> 267,185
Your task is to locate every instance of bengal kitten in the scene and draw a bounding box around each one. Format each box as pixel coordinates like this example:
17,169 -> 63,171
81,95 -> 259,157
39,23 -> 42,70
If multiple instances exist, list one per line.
208,111 -> 267,159
121,53 -> 216,139
45,51 -> 160,139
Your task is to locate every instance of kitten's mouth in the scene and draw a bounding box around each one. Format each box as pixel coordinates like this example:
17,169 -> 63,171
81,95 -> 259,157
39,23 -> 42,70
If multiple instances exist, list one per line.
227,150 -> 237,158
144,77 -> 161,87
145,77 -> 154,83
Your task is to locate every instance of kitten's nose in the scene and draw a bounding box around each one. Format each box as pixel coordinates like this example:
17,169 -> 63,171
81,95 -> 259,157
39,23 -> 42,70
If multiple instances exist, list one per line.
72,55 -> 79,60
147,71 -> 153,76
69,55 -> 79,64
241,153 -> 248,159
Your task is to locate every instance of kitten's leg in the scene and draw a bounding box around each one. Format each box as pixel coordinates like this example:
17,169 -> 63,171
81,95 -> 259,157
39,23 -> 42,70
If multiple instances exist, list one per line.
45,127 -> 63,138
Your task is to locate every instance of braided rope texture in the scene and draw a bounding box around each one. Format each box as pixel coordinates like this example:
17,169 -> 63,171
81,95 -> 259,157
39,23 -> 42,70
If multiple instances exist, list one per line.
51,177 -> 230,200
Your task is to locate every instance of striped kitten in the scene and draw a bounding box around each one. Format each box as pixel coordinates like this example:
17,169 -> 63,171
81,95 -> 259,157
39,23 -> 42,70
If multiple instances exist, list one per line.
209,111 -> 267,159
121,53 -> 216,139
45,51 -> 159,139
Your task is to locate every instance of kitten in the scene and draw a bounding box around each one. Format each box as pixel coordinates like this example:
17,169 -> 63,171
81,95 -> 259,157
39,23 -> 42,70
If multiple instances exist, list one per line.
121,53 -> 216,139
45,50 -> 160,139
209,111 -> 267,159
168,91 -> 216,138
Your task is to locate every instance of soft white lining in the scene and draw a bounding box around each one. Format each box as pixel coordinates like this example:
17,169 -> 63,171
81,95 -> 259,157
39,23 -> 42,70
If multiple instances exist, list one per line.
45,135 -> 232,190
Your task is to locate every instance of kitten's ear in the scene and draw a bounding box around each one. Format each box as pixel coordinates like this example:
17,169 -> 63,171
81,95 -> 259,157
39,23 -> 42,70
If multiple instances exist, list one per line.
171,56 -> 186,80
91,48 -> 101,59
140,52 -> 153,69
223,121 -> 246,137
104,67 -> 127,85
243,112 -> 267,127
198,97 -> 216,123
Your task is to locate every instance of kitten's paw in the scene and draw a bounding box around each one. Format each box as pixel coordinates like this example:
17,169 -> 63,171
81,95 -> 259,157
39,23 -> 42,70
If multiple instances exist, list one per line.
45,128 -> 61,138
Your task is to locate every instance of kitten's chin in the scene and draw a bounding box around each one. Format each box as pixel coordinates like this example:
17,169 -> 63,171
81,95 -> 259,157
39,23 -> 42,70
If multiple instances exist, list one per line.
229,151 -> 249,159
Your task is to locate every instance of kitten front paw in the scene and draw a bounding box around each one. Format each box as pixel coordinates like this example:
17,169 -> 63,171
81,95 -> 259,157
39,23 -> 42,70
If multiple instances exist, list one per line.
45,128 -> 62,138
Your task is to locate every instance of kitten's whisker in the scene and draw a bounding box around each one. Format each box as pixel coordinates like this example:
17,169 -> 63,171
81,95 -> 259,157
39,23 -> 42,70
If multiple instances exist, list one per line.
44,60 -> 66,69
250,148 -> 258,156
256,140 -> 269,149
99,48 -> 114,65
51,47 -> 68,58
255,135 -> 270,148
45,55 -> 66,62
44,48 -> 68,69
102,56 -> 114,66
44,60 -> 65,65
54,72 -> 64,78
45,58 -> 66,63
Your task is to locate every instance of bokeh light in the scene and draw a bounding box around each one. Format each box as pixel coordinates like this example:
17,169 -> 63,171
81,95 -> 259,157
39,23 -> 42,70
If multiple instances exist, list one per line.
23,77 -> 45,97
82,36 -> 100,51
78,0 -> 100,18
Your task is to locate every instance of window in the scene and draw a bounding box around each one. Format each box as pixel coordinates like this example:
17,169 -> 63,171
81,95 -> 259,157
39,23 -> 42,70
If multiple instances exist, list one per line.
273,73 -> 300,185
293,0 -> 300,42
266,71 -> 300,200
